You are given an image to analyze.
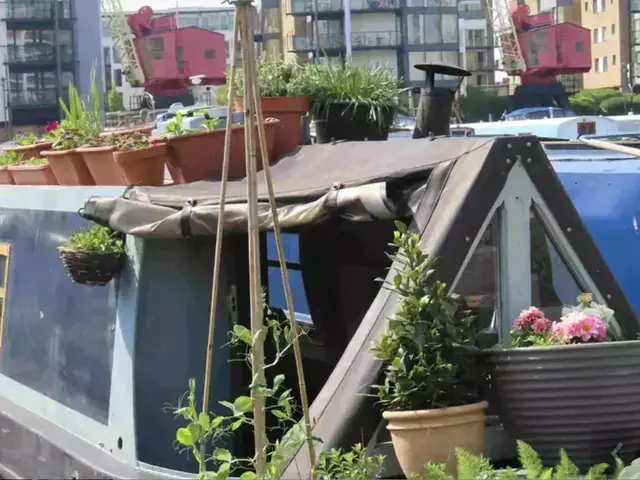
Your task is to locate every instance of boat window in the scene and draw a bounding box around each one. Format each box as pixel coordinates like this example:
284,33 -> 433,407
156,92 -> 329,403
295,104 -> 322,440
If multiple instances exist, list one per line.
453,211 -> 500,346
0,243 -> 10,351
530,207 -> 585,320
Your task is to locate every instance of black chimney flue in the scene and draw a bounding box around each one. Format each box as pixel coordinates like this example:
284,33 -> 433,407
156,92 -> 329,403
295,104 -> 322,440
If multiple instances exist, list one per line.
413,62 -> 471,139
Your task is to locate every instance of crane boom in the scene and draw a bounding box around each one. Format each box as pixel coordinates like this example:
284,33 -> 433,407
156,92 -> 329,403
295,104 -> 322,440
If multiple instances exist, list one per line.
485,0 -> 526,75
101,0 -> 145,87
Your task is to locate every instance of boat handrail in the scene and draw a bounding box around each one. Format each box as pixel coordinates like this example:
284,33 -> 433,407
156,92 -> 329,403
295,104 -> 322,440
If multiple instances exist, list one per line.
578,132 -> 640,158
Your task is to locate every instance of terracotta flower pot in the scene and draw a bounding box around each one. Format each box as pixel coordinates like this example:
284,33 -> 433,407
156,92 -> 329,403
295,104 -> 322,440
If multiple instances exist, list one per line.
76,146 -> 125,186
5,141 -> 54,162
41,149 -> 95,186
157,119 -> 278,184
113,143 -> 167,186
0,167 -> 14,185
383,401 -> 488,477
8,163 -> 58,185
234,97 -> 309,159
100,124 -> 155,137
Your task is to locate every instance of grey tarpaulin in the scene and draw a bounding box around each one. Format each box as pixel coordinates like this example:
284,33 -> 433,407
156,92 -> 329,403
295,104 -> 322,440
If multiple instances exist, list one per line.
81,137 -> 494,238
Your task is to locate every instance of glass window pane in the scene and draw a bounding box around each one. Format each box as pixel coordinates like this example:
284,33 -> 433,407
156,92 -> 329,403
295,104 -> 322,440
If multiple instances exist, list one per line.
266,232 -> 300,263
453,212 -> 500,341
267,267 -> 312,324
530,207 -> 585,321
0,256 -> 7,289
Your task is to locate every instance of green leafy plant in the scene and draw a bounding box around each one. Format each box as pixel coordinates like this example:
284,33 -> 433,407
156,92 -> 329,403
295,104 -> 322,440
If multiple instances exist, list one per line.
201,117 -> 223,131
107,85 -> 125,113
22,157 -> 48,166
302,61 -> 405,126
0,150 -> 22,166
231,53 -> 311,100
64,225 -> 124,254
315,443 -> 385,479
412,440 -> 620,480
369,221 -> 481,412
13,130 -> 38,146
170,299 -> 385,479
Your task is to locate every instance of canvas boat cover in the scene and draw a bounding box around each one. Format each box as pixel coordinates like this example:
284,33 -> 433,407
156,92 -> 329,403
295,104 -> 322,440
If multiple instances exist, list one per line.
82,137 -> 495,237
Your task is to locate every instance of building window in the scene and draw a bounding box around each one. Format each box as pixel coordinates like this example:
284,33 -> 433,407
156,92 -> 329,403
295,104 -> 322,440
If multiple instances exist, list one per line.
150,37 -> 164,60
204,48 -> 216,59
603,56 -> 608,72
408,13 -> 458,44
612,54 -> 616,65
114,69 -> 122,87
0,244 -> 11,352
593,28 -> 598,43
575,41 -> 584,51
584,0 -> 588,10
225,40 -> 230,59
602,26 -> 607,41
612,23 -> 616,35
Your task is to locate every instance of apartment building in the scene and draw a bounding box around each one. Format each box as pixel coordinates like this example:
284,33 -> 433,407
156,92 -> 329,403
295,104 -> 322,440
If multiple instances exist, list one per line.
264,0 -> 496,94
102,6 -> 235,110
2,0 -> 102,129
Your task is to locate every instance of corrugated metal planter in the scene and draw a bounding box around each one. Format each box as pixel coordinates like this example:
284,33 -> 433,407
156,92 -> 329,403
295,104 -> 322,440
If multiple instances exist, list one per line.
488,340 -> 640,469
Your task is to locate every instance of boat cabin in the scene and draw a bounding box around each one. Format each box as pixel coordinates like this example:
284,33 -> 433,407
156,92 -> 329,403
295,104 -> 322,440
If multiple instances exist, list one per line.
0,134 -> 636,478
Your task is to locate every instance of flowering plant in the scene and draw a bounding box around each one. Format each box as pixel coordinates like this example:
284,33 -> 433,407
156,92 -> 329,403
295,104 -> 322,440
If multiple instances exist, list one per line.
44,121 -> 59,133
511,293 -> 611,347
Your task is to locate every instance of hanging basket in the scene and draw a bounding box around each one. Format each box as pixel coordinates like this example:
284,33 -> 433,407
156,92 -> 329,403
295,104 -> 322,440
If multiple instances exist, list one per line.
58,247 -> 125,286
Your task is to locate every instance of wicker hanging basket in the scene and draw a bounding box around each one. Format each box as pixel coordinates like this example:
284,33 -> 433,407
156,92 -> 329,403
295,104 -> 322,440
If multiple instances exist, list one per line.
58,247 -> 125,286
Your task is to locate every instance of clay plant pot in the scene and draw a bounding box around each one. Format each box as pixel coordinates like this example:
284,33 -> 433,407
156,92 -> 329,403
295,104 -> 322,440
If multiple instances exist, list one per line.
383,401 -> 488,477
0,167 -> 14,185
234,97 -> 309,159
76,146 -> 125,186
41,149 -> 95,186
5,141 -> 54,162
157,119 -> 278,184
113,143 -> 167,186
8,163 -> 58,185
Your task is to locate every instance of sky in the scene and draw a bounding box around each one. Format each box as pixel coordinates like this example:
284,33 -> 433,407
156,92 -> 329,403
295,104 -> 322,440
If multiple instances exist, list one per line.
120,0 -> 228,11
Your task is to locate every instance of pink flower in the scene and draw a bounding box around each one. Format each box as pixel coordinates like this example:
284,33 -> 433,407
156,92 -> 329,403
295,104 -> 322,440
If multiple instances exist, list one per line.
514,307 -> 549,330
532,317 -> 551,333
551,311 -> 607,343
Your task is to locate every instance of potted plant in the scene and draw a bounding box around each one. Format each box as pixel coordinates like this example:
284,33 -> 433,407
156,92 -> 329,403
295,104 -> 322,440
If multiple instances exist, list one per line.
58,224 -> 124,286
113,131 -> 167,186
488,293 -> 640,469
41,74 -> 102,185
76,135 -> 120,186
306,62 -> 401,143
4,130 -> 54,162
0,151 -> 21,185
156,112 -> 279,183
369,221 -> 487,477
8,157 -> 58,185
231,54 -> 310,158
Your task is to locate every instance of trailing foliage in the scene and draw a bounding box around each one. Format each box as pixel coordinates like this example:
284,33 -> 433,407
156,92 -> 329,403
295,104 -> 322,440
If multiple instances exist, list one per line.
369,221 -> 481,412
412,440 -> 621,480
64,225 -> 124,254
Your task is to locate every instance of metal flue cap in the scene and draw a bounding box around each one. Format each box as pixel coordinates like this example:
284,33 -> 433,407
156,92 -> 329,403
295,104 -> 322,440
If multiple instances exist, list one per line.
414,62 -> 471,91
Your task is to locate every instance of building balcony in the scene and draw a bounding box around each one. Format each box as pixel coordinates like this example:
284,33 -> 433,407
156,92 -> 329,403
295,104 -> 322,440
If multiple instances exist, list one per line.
458,3 -> 484,19
466,58 -> 494,71
352,31 -> 400,48
9,87 -> 67,108
287,33 -> 345,52
4,0 -> 74,23
6,44 -> 74,65
633,30 -> 640,44
289,0 -> 342,15
289,0 -> 400,15
465,35 -> 493,48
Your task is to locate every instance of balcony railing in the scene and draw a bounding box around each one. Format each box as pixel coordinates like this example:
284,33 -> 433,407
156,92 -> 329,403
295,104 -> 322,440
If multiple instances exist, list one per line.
633,30 -> 640,44
290,0 -> 343,14
352,31 -> 400,48
6,44 -> 74,64
458,3 -> 484,18
288,33 -> 345,51
9,87 -> 67,107
466,58 -> 493,70
5,0 -> 73,21
406,0 -> 456,7
351,0 -> 401,9
465,36 -> 492,48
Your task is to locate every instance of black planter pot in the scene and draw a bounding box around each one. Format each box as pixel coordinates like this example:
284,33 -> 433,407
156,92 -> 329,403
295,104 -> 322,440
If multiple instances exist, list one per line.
488,341 -> 640,470
314,102 -> 394,144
